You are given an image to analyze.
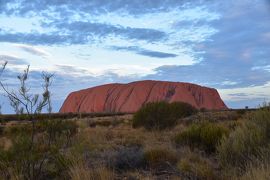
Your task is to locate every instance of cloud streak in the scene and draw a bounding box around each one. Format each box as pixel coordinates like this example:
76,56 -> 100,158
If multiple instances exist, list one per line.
0,54 -> 28,65
0,0 -> 202,16
49,21 -> 167,42
111,46 -> 178,58
14,44 -> 50,57
0,31 -> 78,45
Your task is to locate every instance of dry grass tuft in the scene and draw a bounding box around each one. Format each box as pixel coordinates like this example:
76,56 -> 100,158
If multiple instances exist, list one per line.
68,155 -> 115,180
177,149 -> 216,179
236,163 -> 270,180
144,148 -> 178,169
69,163 -> 115,180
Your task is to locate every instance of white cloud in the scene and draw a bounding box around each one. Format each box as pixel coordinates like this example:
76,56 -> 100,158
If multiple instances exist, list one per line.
219,82 -> 270,101
252,65 -> 270,72
221,80 -> 238,86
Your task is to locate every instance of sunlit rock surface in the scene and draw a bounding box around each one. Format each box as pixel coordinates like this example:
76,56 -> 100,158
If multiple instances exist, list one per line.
60,80 -> 228,113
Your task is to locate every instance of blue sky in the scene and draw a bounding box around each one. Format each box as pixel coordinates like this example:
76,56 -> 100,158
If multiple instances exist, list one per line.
0,0 -> 270,113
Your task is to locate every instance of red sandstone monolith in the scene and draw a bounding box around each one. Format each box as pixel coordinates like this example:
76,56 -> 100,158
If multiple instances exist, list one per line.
60,80 -> 227,113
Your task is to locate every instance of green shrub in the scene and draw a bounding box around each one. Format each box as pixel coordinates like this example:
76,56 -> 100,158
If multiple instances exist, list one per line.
175,122 -> 229,153
217,107 -> 270,170
132,101 -> 197,130
143,148 -> 178,169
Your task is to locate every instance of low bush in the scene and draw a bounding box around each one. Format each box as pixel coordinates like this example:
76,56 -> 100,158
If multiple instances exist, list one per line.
143,148 -> 178,169
132,101 -> 197,130
175,122 -> 229,153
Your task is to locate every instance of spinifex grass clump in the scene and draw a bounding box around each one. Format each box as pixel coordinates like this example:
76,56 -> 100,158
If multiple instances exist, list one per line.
175,122 -> 229,153
132,101 -> 197,130
143,148 -> 178,169
218,105 -> 270,171
177,150 -> 215,179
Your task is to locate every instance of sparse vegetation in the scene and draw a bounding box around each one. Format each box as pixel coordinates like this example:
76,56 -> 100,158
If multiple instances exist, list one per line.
0,107 -> 268,179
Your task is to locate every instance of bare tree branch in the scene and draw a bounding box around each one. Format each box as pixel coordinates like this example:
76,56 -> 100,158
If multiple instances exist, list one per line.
0,62 -> 53,115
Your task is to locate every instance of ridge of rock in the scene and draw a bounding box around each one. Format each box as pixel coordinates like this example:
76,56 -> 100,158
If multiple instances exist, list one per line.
59,80 -> 228,113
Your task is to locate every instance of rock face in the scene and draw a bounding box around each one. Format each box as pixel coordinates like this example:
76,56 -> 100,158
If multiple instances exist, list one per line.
60,80 -> 228,113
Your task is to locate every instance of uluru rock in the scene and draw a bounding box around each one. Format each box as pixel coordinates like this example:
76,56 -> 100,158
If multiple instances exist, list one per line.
60,80 -> 228,113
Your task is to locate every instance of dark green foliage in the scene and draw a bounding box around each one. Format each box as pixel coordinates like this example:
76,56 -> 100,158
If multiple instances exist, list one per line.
143,148 -> 178,169
175,122 -> 229,153
132,101 -> 197,130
